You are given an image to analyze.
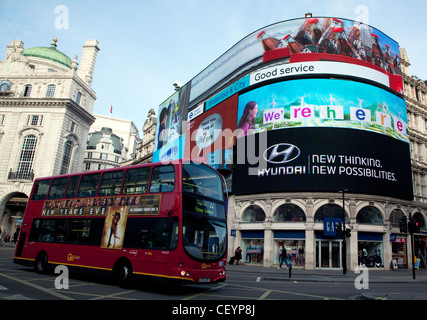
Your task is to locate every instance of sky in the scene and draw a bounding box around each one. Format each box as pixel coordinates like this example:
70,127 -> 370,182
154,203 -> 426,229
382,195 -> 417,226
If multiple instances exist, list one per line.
1,0 -> 426,134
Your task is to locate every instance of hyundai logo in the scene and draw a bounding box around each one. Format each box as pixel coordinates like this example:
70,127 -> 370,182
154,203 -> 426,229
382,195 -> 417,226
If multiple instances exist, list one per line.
263,143 -> 300,164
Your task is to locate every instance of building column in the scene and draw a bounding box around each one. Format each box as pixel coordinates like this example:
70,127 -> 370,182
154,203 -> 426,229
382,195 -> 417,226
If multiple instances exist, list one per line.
264,229 -> 273,268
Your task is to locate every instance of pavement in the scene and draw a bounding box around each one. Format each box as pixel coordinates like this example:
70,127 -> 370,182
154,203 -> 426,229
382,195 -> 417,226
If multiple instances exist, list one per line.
226,262 -> 427,283
3,241 -> 427,283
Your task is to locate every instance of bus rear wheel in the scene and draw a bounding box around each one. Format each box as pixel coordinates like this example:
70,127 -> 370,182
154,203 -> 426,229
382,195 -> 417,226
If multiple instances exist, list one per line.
35,252 -> 48,274
114,259 -> 133,288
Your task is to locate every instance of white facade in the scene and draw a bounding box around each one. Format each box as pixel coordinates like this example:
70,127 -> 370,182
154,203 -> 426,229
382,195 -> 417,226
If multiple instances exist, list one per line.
0,38 -> 99,240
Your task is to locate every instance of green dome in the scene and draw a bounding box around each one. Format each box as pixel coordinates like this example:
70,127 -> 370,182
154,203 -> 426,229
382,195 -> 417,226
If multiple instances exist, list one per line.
23,40 -> 71,68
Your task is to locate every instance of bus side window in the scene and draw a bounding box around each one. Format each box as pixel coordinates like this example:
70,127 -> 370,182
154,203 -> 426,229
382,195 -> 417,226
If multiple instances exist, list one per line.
31,179 -> 51,200
65,176 -> 80,199
98,170 -> 124,197
149,165 -> 175,193
48,177 -> 69,200
123,167 -> 150,195
77,173 -> 101,198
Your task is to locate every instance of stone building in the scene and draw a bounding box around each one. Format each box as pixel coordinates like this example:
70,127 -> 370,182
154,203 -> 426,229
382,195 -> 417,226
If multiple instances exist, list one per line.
0,38 -> 99,241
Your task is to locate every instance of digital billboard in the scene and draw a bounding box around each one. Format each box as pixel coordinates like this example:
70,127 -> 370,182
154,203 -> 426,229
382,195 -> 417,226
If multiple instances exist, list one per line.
190,16 -> 402,102
237,78 -> 408,142
232,128 -> 413,200
184,95 -> 237,169
151,16 -> 411,202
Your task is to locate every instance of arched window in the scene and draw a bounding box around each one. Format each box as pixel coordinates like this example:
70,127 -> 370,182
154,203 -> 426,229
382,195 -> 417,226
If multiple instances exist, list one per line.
241,205 -> 265,223
356,206 -> 384,225
314,204 -> 349,223
17,134 -> 37,179
272,204 -> 306,222
390,209 -> 405,227
59,140 -> 73,175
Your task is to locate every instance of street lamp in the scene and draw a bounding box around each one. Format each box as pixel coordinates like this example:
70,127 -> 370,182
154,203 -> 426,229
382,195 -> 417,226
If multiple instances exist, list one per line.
339,189 -> 349,274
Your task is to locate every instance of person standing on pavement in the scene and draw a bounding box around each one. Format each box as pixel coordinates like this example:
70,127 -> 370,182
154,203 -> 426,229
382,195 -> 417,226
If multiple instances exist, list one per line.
234,247 -> 242,265
278,246 -> 288,269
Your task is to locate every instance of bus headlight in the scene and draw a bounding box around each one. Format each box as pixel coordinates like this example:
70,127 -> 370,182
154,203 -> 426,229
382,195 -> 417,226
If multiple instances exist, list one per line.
180,270 -> 190,277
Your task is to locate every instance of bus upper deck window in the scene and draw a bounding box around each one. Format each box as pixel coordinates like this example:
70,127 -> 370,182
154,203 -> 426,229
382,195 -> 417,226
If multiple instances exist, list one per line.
31,179 -> 51,200
98,170 -> 124,197
123,167 -> 150,195
48,177 -> 68,200
65,175 -> 80,199
77,173 -> 101,198
149,165 -> 175,193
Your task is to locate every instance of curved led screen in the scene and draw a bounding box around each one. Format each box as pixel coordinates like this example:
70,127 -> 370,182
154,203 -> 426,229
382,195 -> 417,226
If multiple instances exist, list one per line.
237,78 -> 408,142
232,128 -> 413,200
190,16 -> 402,101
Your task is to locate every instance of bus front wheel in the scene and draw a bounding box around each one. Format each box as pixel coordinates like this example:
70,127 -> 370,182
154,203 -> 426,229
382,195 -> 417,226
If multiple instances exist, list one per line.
114,259 -> 133,288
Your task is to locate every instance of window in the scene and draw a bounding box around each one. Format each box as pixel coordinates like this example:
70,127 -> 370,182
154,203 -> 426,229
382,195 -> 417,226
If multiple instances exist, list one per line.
356,206 -> 384,225
98,170 -> 124,197
48,177 -> 69,200
124,217 -> 179,250
27,115 -> 43,126
17,135 -> 37,180
76,92 -> 82,105
29,218 -> 104,245
65,175 -> 80,198
123,167 -> 150,195
149,165 -> 175,193
24,85 -> 32,97
0,114 -> 5,125
59,141 -> 73,175
272,204 -> 306,222
241,205 -> 265,222
183,163 -> 223,201
31,179 -> 51,200
69,121 -> 77,133
77,173 -> 101,198
46,84 -> 55,97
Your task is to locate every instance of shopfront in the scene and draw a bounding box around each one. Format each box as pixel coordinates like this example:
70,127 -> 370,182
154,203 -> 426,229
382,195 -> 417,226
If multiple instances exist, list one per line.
390,233 -> 408,268
315,239 -> 342,269
241,231 -> 264,264
273,231 -> 305,267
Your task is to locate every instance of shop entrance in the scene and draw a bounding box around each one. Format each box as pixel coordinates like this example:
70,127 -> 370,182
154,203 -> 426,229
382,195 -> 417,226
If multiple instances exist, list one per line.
316,240 -> 342,269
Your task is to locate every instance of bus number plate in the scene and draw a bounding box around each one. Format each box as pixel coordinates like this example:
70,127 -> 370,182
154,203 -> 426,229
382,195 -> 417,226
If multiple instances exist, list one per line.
199,278 -> 211,283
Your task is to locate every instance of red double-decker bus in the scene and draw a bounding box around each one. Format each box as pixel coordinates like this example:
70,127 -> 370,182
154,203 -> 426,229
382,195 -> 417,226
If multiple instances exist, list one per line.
14,160 -> 227,286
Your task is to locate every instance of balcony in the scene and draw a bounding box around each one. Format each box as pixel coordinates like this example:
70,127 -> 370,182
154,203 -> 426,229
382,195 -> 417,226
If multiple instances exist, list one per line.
8,169 -> 34,181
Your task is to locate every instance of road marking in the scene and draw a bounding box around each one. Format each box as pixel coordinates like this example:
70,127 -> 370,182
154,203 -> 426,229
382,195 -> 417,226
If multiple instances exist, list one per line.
256,277 -> 261,282
0,271 -> 74,300
182,283 -> 227,300
258,290 -> 272,300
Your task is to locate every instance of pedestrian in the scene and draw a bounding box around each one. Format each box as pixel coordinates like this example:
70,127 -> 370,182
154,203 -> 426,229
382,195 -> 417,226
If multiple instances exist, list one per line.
278,246 -> 287,269
234,247 -> 242,265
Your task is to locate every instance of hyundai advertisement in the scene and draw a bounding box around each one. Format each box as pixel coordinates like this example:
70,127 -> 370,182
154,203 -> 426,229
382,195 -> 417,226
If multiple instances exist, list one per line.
232,127 -> 413,200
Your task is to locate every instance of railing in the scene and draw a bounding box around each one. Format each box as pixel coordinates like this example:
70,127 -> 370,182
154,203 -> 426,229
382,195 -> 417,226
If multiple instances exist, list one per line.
8,169 -> 34,181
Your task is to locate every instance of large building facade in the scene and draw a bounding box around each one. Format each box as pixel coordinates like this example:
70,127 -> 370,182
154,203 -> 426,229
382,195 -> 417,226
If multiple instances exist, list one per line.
150,16 -> 427,271
0,38 -> 99,241
83,114 -> 140,171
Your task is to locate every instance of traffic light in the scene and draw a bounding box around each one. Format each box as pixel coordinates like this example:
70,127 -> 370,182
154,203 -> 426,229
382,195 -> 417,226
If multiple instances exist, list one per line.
345,228 -> 351,238
399,216 -> 408,233
408,218 -> 420,234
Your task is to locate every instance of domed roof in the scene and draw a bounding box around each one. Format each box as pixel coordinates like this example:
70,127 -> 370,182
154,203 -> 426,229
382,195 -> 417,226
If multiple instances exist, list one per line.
87,127 -> 123,155
23,38 -> 71,68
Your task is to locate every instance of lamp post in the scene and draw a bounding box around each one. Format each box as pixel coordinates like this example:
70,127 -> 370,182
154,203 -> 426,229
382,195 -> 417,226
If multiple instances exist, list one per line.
339,189 -> 349,274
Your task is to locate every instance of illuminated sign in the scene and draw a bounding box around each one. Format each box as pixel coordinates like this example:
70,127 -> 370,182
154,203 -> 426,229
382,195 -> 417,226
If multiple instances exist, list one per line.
233,128 -> 413,200
237,78 -> 408,143
190,17 -> 401,101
